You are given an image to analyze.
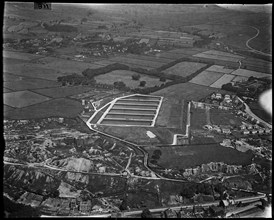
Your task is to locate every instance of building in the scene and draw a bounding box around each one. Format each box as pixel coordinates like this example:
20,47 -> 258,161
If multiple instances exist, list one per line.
242,130 -> 250,135
79,201 -> 91,212
215,93 -> 222,99
222,128 -> 231,134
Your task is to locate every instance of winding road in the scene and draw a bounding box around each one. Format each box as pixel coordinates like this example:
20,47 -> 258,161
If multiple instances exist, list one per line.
245,25 -> 272,57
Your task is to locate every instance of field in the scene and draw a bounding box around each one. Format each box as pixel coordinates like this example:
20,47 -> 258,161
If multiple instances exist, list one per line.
193,52 -> 241,63
97,125 -> 175,145
190,108 -> 208,129
37,56 -> 105,73
206,65 -> 234,74
125,53 -> 172,64
152,82 -> 221,101
209,74 -> 235,88
146,144 -> 254,170
163,61 -> 207,77
108,56 -> 164,69
33,86 -> 94,98
189,70 -> 224,86
4,77 -> 60,91
230,69 -> 272,78
4,62 -> 66,81
155,97 -> 184,129
3,50 -> 44,60
3,88 -> 13,93
202,50 -> 244,59
94,70 -> 169,88
4,90 -> 51,108
4,98 -> 82,120
209,108 -> 244,126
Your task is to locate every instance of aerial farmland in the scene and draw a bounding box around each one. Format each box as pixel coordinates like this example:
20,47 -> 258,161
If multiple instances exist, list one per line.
3,2 -> 272,218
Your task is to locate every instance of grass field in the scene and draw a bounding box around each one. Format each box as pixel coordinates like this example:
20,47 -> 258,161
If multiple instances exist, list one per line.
150,52 -> 186,60
163,61 -> 207,77
125,53 -> 172,64
4,98 -> 82,119
4,77 -> 60,91
146,144 -> 254,170
230,69 -> 272,78
209,74 -> 235,88
190,108 -> 207,129
167,48 -> 208,55
210,108 -> 243,126
94,70 -> 169,88
206,65 -> 234,74
189,70 -> 224,86
33,86 -> 94,98
4,90 -> 51,108
153,82 -> 221,101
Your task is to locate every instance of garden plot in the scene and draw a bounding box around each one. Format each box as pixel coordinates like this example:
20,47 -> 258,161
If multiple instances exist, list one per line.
189,70 -> 224,86
202,50 -> 244,59
231,69 -> 272,79
206,65 -> 234,74
193,53 -> 241,63
163,61 -> 207,77
4,90 -> 51,108
94,70 -> 169,88
209,74 -> 235,88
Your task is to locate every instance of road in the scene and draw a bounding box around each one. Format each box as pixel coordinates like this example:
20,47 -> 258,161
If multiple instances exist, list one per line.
245,25 -> 272,57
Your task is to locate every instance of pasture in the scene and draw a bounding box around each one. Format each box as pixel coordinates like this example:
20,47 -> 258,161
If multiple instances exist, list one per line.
210,108 -> 243,127
153,82 -> 220,101
209,74 -> 235,88
4,98 -> 83,120
4,77 -> 60,91
202,50 -> 244,59
163,61 -> 207,77
3,88 -> 13,93
147,144 -> 253,170
189,70 -> 224,86
94,70 -> 169,88
4,90 -> 51,108
33,86 -> 93,98
125,53 -> 172,64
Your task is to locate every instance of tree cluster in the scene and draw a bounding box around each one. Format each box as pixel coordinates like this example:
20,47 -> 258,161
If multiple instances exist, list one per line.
82,63 -> 129,78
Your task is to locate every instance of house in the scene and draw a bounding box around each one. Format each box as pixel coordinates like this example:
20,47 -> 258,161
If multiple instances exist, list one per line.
219,200 -> 230,208
222,128 -> 231,134
211,93 -> 216,99
240,124 -> 246,130
242,130 -> 250,135
251,130 -> 257,134
258,129 -> 264,134
215,93 -> 222,99
139,38 -> 149,44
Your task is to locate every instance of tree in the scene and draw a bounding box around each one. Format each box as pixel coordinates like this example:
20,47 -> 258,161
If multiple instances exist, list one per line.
160,76 -> 166,82
151,154 -> 160,160
153,149 -> 162,157
114,81 -> 126,89
132,73 -> 141,80
139,81 -> 146,87
81,17 -> 87,24
141,208 -> 152,218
